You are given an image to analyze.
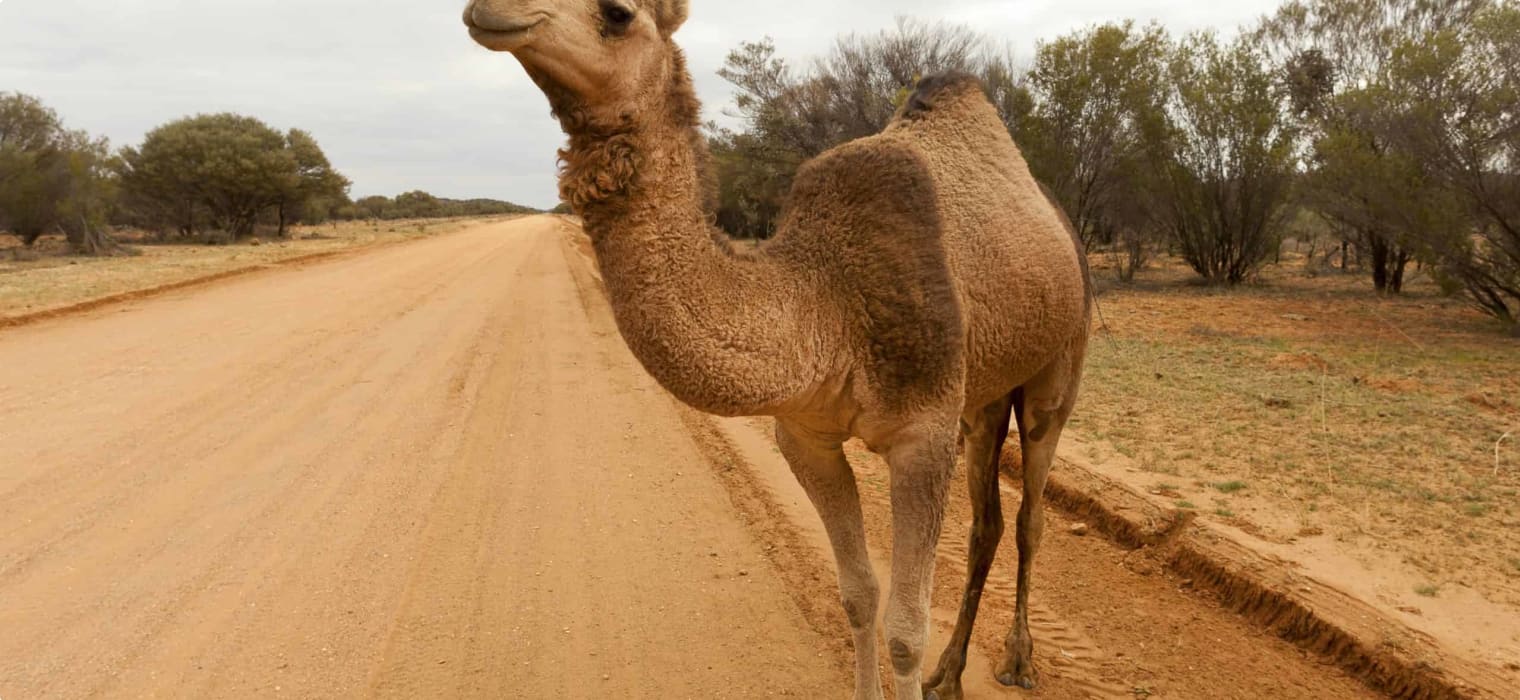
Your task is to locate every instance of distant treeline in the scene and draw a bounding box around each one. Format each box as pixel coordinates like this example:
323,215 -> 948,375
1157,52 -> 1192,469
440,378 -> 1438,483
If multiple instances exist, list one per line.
707,0 -> 1519,331
352,192 -> 537,221
0,96 -> 537,252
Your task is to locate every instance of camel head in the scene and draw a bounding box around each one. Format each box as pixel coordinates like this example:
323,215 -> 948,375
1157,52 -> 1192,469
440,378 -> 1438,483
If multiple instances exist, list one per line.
463,0 -> 690,132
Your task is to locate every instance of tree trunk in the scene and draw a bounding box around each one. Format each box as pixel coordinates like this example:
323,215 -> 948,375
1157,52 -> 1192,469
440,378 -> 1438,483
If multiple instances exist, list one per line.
1367,233 -> 1410,295
1370,236 -> 1391,292
1390,251 -> 1409,294
65,216 -> 118,256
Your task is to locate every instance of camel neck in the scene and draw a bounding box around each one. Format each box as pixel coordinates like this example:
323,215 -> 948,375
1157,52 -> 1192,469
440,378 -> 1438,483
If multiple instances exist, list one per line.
563,59 -> 814,417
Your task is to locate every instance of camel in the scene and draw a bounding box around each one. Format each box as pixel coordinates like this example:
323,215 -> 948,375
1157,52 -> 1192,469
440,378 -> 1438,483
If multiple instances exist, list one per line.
462,2 -> 1091,698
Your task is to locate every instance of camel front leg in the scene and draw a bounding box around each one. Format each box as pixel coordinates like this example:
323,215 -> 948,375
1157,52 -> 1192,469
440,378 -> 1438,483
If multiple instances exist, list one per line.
883,423 -> 957,700
924,392 -> 1016,700
775,420 -> 883,700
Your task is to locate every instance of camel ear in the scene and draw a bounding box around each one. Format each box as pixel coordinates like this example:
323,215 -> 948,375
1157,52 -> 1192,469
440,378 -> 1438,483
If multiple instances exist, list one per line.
653,0 -> 688,36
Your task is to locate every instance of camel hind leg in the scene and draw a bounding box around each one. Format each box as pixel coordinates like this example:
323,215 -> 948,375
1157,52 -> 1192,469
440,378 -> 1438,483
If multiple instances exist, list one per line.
922,392 -> 1017,700
996,337 -> 1087,690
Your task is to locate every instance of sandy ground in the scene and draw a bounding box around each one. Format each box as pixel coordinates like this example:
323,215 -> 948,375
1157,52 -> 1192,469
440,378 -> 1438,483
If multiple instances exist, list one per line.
0,216 -> 1378,698
0,218 -> 506,323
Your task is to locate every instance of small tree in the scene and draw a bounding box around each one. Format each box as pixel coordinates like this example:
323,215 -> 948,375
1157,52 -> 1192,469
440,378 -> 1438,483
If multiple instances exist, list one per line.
0,93 -> 68,245
354,196 -> 393,220
1257,0 -> 1491,293
393,191 -> 442,219
706,124 -> 790,239
1383,4 -> 1520,329
1299,88 -> 1448,293
0,93 -> 121,253
119,114 -> 344,240
276,129 -> 350,235
1150,33 -> 1299,285
56,131 -> 121,255
1016,21 -> 1171,263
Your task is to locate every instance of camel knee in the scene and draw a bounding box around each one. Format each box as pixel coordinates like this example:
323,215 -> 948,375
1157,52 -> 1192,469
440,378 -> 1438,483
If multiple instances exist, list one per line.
841,578 -> 880,630
1020,393 -> 1067,444
972,513 -> 1005,550
884,602 -> 929,675
889,637 -> 922,676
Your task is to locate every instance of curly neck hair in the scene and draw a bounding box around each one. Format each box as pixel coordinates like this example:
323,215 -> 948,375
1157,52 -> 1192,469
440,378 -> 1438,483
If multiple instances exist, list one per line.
545,47 -> 711,218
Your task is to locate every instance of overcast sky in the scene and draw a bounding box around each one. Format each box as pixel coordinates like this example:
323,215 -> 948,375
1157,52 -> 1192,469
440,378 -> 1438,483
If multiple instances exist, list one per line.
0,0 -> 1282,209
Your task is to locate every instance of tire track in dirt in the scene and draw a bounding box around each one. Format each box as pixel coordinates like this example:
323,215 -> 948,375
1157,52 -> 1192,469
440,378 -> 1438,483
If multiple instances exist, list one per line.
933,530 -> 1129,700
704,403 -> 1379,699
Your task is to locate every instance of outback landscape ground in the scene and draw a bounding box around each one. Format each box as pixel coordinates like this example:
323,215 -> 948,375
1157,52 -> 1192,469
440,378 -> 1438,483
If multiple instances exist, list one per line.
0,217 -> 514,324
1075,253 -> 1520,660
2,216 -> 1515,698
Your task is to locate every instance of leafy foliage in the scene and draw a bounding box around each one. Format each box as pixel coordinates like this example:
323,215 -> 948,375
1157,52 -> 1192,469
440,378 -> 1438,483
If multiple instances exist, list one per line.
353,192 -> 536,220
1016,23 -> 1169,249
1258,0 -> 1490,293
1014,22 -> 1171,280
0,92 -> 121,253
1258,0 -> 1520,326
1148,33 -> 1300,285
710,21 -> 1003,238
117,114 -> 345,239
279,128 -> 351,234
1382,3 -> 1520,326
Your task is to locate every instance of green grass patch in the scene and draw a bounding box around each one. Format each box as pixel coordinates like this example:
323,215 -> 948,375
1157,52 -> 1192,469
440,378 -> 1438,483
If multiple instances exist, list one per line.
1074,270 -> 1520,604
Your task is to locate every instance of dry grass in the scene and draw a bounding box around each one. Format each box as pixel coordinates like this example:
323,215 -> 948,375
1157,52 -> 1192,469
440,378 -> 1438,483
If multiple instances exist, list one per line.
1073,252 -> 1520,606
0,217 -> 512,320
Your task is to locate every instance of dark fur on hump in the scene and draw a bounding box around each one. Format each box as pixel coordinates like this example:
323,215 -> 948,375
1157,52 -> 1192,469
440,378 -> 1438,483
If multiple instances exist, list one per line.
548,46 -> 713,215
898,71 -> 987,121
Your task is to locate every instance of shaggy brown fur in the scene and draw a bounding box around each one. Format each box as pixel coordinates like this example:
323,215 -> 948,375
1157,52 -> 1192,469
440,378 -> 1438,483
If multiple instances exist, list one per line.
464,2 -> 1090,699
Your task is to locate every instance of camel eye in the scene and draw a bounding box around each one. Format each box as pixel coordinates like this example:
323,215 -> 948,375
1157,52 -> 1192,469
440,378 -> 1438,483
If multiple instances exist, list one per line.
602,4 -> 634,27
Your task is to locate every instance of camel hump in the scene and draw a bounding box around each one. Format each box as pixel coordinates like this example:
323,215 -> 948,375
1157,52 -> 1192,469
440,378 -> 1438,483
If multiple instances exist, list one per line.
897,72 -> 987,121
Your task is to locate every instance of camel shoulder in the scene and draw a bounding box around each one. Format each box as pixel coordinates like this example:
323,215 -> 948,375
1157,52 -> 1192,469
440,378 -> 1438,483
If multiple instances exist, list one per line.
777,135 -> 944,276
776,137 -> 964,411
781,136 -> 939,239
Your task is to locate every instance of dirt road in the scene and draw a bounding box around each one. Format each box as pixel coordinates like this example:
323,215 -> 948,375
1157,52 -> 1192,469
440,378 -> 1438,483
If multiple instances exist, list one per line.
1,216 -> 1375,698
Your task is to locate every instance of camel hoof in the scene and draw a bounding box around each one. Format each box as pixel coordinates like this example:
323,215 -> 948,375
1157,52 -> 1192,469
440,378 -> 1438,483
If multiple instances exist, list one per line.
922,682 -> 961,700
996,671 -> 1037,690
